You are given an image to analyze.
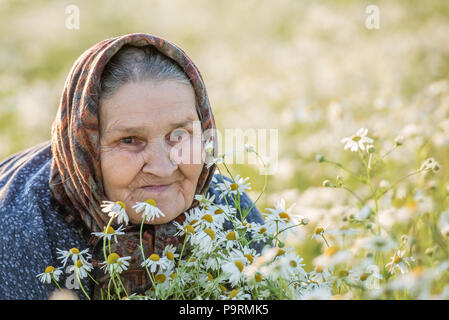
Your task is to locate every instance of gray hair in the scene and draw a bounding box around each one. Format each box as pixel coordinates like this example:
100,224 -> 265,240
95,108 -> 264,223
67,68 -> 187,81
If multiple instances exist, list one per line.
99,45 -> 192,100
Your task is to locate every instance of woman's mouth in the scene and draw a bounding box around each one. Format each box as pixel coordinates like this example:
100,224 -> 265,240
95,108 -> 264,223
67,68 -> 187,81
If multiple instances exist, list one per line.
142,184 -> 172,193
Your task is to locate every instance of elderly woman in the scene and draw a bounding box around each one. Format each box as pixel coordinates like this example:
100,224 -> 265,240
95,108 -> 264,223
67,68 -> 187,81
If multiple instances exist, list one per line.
0,33 -> 263,299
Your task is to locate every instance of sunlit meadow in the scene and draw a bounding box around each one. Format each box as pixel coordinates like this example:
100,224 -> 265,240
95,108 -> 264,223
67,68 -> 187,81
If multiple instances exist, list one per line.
2,0 -> 449,299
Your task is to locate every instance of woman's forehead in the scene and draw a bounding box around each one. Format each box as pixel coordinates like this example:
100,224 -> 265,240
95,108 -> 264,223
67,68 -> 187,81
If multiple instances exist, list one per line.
99,80 -> 199,134
103,117 -> 199,136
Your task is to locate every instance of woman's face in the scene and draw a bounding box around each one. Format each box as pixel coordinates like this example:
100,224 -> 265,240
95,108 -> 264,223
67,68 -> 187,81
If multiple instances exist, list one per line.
99,80 -> 205,225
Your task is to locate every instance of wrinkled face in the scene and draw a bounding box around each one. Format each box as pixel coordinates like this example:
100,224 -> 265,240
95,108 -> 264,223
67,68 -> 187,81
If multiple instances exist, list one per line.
99,80 -> 205,225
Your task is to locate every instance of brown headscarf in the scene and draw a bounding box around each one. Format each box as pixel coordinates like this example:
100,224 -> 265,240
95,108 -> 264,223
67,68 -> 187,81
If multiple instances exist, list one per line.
49,33 -> 218,297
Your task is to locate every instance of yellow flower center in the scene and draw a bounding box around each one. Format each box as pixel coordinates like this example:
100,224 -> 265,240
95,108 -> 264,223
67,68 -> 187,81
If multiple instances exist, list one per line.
244,254 -> 254,264
230,183 -> 239,191
258,227 -> 267,234
184,225 -> 195,234
315,266 -> 324,273
226,231 -> 237,240
70,248 -> 80,255
255,273 -> 263,283
393,255 -> 403,264
220,285 -> 227,292
105,226 -> 115,234
116,201 -> 126,209
187,257 -> 196,263
107,253 -> 120,265
338,270 -> 349,278
214,208 -> 224,215
165,251 -> 175,261
145,198 -> 156,207
228,289 -> 239,299
155,274 -> 166,284
207,272 -> 214,281
289,260 -> 297,268
234,261 -> 244,272
202,214 -> 213,223
276,248 -> 285,257
170,273 -> 177,280
315,227 -> 324,235
324,246 -> 339,256
360,272 -> 370,281
149,254 -> 160,262
204,228 -> 216,240
45,266 -> 55,274
279,212 -> 290,222
76,260 -> 83,268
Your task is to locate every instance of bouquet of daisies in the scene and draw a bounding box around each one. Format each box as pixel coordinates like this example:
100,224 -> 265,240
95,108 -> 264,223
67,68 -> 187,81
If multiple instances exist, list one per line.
38,145 -> 318,300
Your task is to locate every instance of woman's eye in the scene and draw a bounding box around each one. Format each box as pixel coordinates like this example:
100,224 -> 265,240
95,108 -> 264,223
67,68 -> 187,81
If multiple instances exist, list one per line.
168,129 -> 191,144
120,137 -> 137,145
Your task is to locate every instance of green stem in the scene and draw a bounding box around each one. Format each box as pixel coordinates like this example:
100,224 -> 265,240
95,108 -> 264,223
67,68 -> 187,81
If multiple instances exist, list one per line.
51,275 -> 62,290
341,184 -> 365,205
75,269 -> 90,300
138,218 -> 158,294
321,234 -> 330,248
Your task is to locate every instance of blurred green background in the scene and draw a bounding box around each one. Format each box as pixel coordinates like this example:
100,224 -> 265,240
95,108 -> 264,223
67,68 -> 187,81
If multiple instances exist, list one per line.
1,0 -> 448,217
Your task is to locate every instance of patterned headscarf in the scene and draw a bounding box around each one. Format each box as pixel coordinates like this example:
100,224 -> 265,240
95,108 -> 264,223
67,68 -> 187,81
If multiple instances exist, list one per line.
49,33 -> 217,234
49,33 -> 218,297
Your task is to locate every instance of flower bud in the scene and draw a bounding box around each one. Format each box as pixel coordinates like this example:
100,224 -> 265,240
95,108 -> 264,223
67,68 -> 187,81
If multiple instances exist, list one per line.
394,135 -> 404,146
322,180 -> 332,188
315,154 -> 326,163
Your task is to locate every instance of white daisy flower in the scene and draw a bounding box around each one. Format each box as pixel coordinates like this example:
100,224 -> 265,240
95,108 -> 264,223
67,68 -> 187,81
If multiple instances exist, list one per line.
205,154 -> 224,169
311,226 -> 326,240
101,200 -> 129,226
101,253 -> 131,275
194,193 -> 216,209
340,128 -> 374,152
141,253 -> 171,272
132,198 -> 165,223
193,227 -> 220,254
264,198 -> 299,236
219,230 -> 242,251
179,257 -> 199,269
162,244 -> 180,262
36,266 -> 63,284
91,225 -> 126,243
309,265 -> 333,284
350,262 -> 383,290
219,288 -> 251,300
273,250 -> 307,280
208,204 -> 236,226
197,207 -> 227,230
201,256 -> 225,272
56,247 -> 91,267
215,175 -> 251,201
153,270 -> 173,292
385,250 -> 415,274
222,251 -> 248,287
68,259 -> 93,280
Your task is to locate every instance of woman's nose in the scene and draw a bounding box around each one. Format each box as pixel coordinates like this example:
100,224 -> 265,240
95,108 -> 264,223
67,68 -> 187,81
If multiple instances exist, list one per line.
141,138 -> 177,177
